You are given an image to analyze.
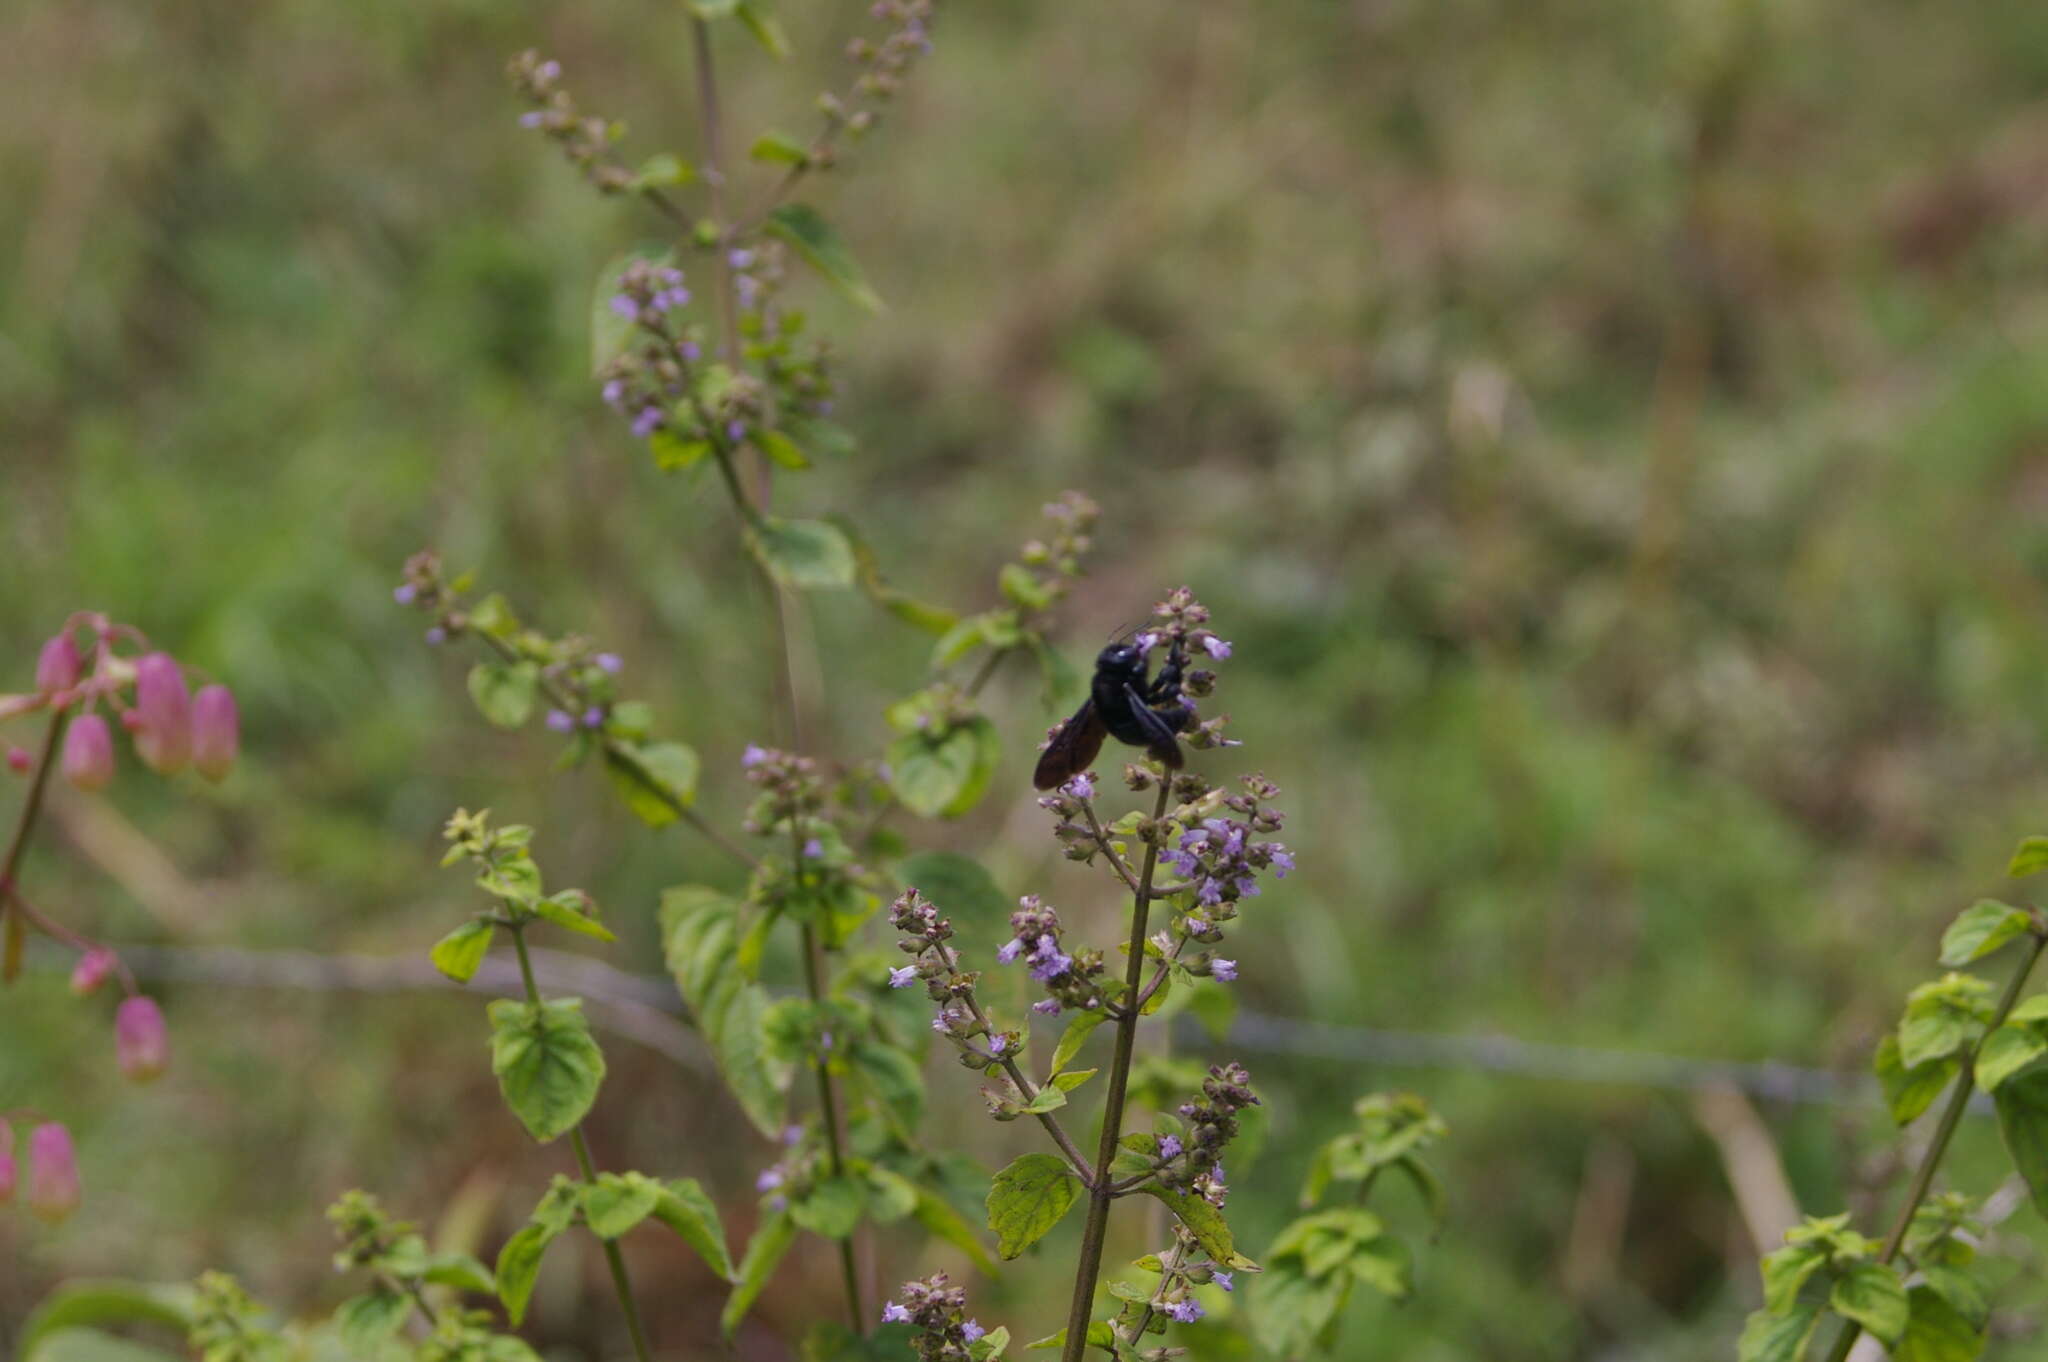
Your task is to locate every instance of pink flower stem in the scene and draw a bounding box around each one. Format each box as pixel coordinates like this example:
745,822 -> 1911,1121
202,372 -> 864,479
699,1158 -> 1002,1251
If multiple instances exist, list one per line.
0,709 -> 69,983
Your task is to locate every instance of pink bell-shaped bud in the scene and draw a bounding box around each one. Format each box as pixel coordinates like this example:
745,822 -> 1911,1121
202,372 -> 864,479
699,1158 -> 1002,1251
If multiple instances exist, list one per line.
0,1120 -> 15,1207
35,632 -> 80,695
27,1122 -> 81,1224
62,714 -> 116,792
190,685 -> 239,782
70,948 -> 117,997
131,653 -> 191,775
116,996 -> 170,1082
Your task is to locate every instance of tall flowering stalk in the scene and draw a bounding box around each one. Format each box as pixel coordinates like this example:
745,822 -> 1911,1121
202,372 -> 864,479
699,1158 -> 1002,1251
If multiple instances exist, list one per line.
886,589 -> 1285,1358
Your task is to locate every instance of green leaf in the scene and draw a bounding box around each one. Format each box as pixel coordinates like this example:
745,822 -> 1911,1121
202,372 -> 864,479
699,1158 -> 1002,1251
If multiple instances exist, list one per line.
1875,1033 -> 1960,1127
745,516 -> 857,589
721,1210 -> 798,1338
1185,980 -> 1238,1043
334,1288 -> 411,1351
1050,1068 -> 1097,1092
1247,1259 -> 1352,1360
686,0 -> 738,17
851,1037 -> 925,1135
421,1252 -> 496,1295
897,851 -> 1009,932
1993,1060 -> 2048,1215
765,204 -> 883,312
2009,835 -> 2048,878
529,1176 -> 584,1235
1895,1285 -> 1986,1362
649,429 -> 710,470
913,1186 -> 998,1275
430,919 -> 496,983
487,998 -> 607,1143
495,1223 -> 559,1327
469,593 -> 520,640
583,1172 -> 665,1239
530,891 -> 617,943
18,1282 -> 195,1360
1758,1243 -> 1826,1315
931,615 -> 990,669
1917,1265 -> 1989,1330
1737,1303 -> 1823,1362
1899,975 -> 1995,1069
968,1325 -> 1010,1361
1050,1010 -> 1107,1076
633,152 -> 695,189
887,717 -> 999,818
1029,635 -> 1086,715
865,1166 -> 921,1224
791,1175 -> 867,1239
1831,1262 -> 1910,1346
1137,1186 -> 1236,1265
1345,1235 -> 1411,1298
750,131 -> 810,165
1020,1086 -> 1068,1115
1975,1022 -> 2047,1091
1940,900 -> 2033,966
468,661 -> 539,729
987,1153 -> 1081,1259
661,887 -> 788,1138
757,428 -> 810,469
998,564 -> 1054,611
22,1330 -> 186,1362
653,1178 -> 735,1280
604,740 -> 701,826
736,1 -> 791,56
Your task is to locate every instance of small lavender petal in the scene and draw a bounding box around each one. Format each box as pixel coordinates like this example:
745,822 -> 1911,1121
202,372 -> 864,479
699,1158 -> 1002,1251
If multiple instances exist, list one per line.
741,743 -> 769,767
996,939 -> 1023,964
609,294 -> 639,319
631,406 -> 665,438
1158,1134 -> 1183,1160
1212,958 -> 1237,982
518,111 -> 546,129
881,1302 -> 911,1324
1031,998 -> 1061,1016
802,837 -> 824,859
755,1167 -> 784,1192
989,1033 -> 1007,1056
392,584 -> 417,605
546,709 -> 575,734
888,965 -> 917,989
596,652 -> 623,673
424,626 -> 447,646
1213,1270 -> 1234,1292
1203,636 -> 1232,659
962,1321 -> 985,1343
583,707 -> 605,729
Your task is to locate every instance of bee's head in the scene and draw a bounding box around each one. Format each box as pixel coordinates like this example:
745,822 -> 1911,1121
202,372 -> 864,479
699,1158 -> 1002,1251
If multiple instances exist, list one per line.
1097,642 -> 1145,676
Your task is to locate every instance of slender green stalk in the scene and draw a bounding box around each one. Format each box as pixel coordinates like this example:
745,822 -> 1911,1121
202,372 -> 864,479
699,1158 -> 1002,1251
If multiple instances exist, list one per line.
1060,781 -> 1173,1362
1,708 -> 70,981
506,926 -> 656,1362
1818,929 -> 2048,1362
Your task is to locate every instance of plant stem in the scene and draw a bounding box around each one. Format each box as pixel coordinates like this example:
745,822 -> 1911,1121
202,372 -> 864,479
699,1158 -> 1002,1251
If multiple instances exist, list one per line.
800,919 -> 867,1331
1060,781 -> 1173,1362
1819,930 -> 2048,1362
689,17 -> 741,368
506,926 -> 656,1362
1,708 -> 69,982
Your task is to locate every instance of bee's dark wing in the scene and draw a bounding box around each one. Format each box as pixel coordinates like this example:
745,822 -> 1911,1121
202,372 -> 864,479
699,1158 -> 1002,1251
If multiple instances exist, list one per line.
1123,684 -> 1185,769
1033,698 -> 1107,790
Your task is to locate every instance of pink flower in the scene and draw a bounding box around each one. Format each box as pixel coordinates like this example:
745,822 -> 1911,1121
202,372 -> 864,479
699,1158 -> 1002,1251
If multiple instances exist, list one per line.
35,632 -> 80,695
190,685 -> 239,782
62,714 -> 115,791
0,1119 -> 14,1206
116,996 -> 171,1082
131,653 -> 192,775
70,948 -> 116,997
27,1123 -> 80,1224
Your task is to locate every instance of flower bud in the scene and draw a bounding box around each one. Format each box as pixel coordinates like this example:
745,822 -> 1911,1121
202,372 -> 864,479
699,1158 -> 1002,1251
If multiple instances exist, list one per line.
0,1121 -> 14,1207
70,948 -> 116,996
190,685 -> 239,782
62,714 -> 115,791
6,747 -> 29,775
116,996 -> 171,1082
35,632 -> 80,695
27,1122 -> 80,1224
131,653 -> 191,775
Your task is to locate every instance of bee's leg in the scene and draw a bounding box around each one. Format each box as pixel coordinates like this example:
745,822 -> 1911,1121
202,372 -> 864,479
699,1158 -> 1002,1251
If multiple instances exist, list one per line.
1144,639 -> 1189,706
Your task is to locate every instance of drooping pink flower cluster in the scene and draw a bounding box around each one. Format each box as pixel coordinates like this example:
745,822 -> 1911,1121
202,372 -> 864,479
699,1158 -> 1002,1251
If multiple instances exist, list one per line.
0,1118 -> 82,1225
5,614 -> 239,791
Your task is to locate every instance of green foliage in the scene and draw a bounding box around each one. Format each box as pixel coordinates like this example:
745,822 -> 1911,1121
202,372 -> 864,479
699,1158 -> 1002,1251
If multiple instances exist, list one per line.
986,1153 -> 1080,1260
486,998 -> 607,1143
660,885 -> 790,1137
763,206 -> 882,313
744,517 -> 858,590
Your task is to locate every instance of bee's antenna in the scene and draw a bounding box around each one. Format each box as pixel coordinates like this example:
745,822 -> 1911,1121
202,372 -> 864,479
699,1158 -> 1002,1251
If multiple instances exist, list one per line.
1107,619 -> 1140,643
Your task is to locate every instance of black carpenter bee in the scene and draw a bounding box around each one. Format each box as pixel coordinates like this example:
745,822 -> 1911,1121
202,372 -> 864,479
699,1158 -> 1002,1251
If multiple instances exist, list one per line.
1032,634 -> 1194,790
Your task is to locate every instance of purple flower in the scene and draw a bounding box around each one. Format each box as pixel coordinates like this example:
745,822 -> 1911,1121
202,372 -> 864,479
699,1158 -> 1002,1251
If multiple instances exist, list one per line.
1134,632 -> 1161,653
425,626 -> 448,646
582,707 -> 605,729
609,294 -> 638,319
1166,1299 -> 1204,1323
1212,958 -> 1237,982
1028,947 -> 1073,981
962,1320 -> 985,1342
728,249 -> 755,270
518,111 -> 546,129
132,652 -> 193,775
1211,1161 -> 1225,1183
931,1013 -> 951,1034
681,340 -> 703,362
62,715 -> 115,792
1202,636 -> 1232,659
742,743 -> 769,767
191,685 -> 239,782
392,584 -> 417,605
536,60 -> 560,80
888,965 -> 917,989
546,709 -> 575,734
882,1302 -> 911,1324
26,1123 -> 79,1225
601,379 -> 625,407
726,420 -> 747,442
1158,1134 -> 1182,1160
989,1034 -> 1007,1056
802,838 -> 824,859
996,939 -> 1023,965
1197,879 -> 1224,906
631,406 -> 664,438
1062,772 -> 1096,800
1032,998 -> 1061,1016
1235,878 -> 1260,899
1269,847 -> 1294,877
783,1124 -> 804,1146
1213,1270 -> 1234,1292
116,996 -> 170,1082
1186,915 -> 1209,935
596,652 -> 623,673
755,1167 -> 784,1192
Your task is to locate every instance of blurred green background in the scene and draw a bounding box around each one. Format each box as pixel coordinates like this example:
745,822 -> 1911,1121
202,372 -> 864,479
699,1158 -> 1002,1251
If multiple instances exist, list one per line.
9,0 -> 2048,1356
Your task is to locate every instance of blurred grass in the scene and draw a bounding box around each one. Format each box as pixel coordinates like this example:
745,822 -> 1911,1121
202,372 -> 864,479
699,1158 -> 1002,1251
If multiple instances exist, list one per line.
7,0 -> 2048,1356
